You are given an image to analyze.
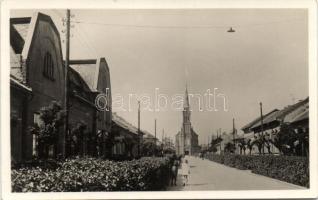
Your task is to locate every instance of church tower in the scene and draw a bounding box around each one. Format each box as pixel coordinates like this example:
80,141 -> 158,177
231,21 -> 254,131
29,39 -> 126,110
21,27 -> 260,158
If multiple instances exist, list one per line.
175,85 -> 199,156
182,86 -> 192,155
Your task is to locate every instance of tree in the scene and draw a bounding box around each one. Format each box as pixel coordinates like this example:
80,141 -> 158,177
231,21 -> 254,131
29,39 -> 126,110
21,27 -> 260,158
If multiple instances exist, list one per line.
224,142 -> 236,153
69,121 -> 87,157
271,123 -> 298,156
237,139 -> 246,155
29,101 -> 65,159
294,127 -> 309,157
246,139 -> 254,155
252,135 -> 264,155
209,137 -> 222,153
123,135 -> 136,158
263,132 -> 272,154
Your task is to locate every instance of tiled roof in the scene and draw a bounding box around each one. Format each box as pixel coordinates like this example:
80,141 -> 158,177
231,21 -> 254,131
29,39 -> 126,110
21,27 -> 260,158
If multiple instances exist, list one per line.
10,46 -> 26,83
274,98 -> 309,121
10,19 -> 31,84
291,110 -> 309,123
284,101 -> 309,123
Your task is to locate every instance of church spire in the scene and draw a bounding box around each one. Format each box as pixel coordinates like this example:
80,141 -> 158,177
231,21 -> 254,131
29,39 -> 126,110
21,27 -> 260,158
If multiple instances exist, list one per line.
184,83 -> 190,108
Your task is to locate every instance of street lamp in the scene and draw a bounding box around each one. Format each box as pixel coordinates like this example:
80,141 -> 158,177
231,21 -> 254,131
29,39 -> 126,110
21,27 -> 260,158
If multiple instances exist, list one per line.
227,27 -> 236,33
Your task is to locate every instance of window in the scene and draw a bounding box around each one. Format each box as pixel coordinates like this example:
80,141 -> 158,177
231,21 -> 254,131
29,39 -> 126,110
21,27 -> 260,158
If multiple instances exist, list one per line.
43,52 -> 54,80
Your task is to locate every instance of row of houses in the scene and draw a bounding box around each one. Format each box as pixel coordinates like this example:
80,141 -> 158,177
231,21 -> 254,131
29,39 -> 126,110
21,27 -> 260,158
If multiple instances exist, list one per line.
239,97 -> 309,155
10,12 -> 153,163
204,97 -> 309,155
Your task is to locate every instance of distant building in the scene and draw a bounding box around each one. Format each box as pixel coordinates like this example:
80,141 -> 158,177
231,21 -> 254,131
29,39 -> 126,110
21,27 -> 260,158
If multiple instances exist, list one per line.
143,131 -> 159,145
111,113 -> 140,159
175,86 -> 200,155
162,137 -> 174,150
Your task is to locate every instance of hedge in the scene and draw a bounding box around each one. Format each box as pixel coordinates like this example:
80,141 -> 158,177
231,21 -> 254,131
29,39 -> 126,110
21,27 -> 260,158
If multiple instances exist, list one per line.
205,154 -> 309,188
12,157 -> 170,192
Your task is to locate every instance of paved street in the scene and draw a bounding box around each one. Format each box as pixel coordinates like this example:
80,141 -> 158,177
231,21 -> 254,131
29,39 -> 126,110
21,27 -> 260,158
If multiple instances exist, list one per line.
167,156 -> 305,191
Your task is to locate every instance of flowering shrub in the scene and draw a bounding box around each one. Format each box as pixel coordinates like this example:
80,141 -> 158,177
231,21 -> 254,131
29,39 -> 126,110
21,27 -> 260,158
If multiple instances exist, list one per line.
205,154 -> 309,187
12,157 -> 170,192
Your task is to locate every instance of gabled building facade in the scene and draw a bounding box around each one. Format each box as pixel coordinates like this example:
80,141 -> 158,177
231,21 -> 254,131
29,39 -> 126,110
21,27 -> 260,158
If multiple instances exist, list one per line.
10,13 -> 65,162
69,58 -> 112,157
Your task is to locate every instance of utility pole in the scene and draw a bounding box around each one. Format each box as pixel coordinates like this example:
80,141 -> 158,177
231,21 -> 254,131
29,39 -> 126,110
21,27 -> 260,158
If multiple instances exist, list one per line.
260,102 -> 265,154
232,118 -> 235,143
219,130 -> 222,153
162,128 -> 164,142
154,119 -> 157,145
233,118 -> 236,154
138,101 -> 141,156
208,135 -> 210,148
62,9 -> 70,159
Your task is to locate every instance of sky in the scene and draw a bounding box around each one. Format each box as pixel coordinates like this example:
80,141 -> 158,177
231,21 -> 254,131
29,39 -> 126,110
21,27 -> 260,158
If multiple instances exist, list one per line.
11,9 -> 308,145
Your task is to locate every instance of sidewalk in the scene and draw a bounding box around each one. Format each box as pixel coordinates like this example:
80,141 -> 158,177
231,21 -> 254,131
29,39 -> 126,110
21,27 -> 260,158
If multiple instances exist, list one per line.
167,156 -> 305,191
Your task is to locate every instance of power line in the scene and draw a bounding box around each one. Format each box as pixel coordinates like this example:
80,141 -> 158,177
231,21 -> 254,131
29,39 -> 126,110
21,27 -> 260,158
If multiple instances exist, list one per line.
72,25 -> 98,58
51,10 -> 98,58
70,17 -> 305,29
75,23 -> 100,56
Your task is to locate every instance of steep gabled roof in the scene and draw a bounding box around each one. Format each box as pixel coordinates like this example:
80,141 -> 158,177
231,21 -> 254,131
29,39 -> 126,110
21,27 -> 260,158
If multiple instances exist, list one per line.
10,17 -> 31,54
10,12 -> 63,86
68,66 -> 91,92
69,59 -> 99,92
69,58 -> 109,92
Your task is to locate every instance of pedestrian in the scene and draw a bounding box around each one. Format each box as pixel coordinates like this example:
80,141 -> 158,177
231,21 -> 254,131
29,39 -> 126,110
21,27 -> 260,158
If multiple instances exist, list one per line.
170,159 -> 179,186
181,159 -> 190,186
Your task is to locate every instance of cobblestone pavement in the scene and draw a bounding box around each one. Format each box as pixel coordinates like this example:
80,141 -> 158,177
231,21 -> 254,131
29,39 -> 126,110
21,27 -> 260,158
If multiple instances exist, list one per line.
167,156 -> 305,191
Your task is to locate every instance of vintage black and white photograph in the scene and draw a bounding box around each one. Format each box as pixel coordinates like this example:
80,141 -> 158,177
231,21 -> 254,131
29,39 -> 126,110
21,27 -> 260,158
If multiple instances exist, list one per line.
1,0 -> 318,199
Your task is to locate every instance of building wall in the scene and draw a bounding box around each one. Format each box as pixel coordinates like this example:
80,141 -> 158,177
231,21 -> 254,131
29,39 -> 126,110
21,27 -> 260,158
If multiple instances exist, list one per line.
111,129 -> 139,159
23,17 -> 65,160
10,87 -> 28,163
68,96 -> 96,156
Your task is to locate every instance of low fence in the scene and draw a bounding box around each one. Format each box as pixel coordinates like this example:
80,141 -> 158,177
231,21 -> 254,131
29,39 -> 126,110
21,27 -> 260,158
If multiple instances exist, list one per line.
205,154 -> 309,188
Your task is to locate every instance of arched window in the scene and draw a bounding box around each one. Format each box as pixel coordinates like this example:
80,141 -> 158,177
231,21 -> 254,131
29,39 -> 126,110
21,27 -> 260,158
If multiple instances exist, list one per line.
43,52 -> 54,80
